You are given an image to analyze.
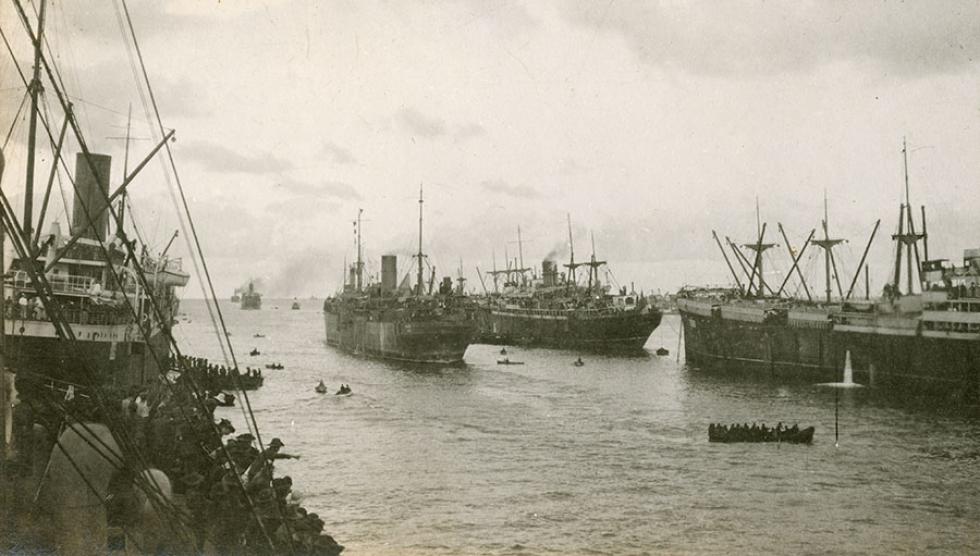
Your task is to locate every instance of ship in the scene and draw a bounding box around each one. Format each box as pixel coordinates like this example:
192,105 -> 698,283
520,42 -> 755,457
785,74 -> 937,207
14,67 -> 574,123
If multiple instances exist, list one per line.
1,5 -> 343,553
230,292 -> 241,302
475,217 -> 662,351
830,145 -> 979,401
322,192 -> 476,364
240,281 -> 262,309
678,195 -> 877,380
291,299 -> 301,310
679,142 -> 979,403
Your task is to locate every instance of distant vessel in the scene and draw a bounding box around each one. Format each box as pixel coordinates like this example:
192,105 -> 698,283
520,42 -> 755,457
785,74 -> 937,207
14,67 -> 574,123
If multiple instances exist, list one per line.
475,217 -> 661,351
240,281 -> 262,310
231,293 -> 240,302
322,190 -> 477,363
291,299 -> 301,310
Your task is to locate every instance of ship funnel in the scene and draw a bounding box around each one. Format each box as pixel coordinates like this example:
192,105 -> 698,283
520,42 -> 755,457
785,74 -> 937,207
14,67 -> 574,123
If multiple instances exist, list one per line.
542,259 -> 558,287
71,152 -> 112,242
381,255 -> 397,293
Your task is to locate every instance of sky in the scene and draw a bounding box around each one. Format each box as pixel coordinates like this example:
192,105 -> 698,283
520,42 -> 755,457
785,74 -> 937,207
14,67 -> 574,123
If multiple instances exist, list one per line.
1,0 -> 979,299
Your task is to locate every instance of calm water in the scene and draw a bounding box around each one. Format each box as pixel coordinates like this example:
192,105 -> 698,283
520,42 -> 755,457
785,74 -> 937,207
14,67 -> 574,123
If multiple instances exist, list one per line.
174,299 -> 980,555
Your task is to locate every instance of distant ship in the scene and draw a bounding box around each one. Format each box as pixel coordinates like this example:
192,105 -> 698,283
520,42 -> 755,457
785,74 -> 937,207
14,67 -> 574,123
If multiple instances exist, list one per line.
322,191 -> 476,363
231,293 -> 241,302
240,281 -> 262,310
291,300 -> 301,310
475,217 -> 661,351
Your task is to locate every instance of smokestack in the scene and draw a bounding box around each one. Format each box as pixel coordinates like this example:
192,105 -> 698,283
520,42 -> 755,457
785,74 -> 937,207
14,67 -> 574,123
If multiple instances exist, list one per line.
381,255 -> 397,293
542,259 -> 557,287
72,152 -> 112,241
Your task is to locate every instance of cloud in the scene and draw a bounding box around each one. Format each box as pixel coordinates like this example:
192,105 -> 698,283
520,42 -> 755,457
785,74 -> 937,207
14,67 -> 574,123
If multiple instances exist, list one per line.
560,1 -> 980,77
480,179 -> 539,199
179,141 -> 292,174
396,107 -> 447,138
275,179 -> 362,201
322,139 -> 357,165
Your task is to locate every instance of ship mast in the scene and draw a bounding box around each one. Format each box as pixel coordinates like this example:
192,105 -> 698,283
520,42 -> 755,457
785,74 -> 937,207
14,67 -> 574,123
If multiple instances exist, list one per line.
742,202 -> 775,298
355,208 -> 363,291
891,138 -> 927,295
415,184 -> 425,296
23,0 -> 47,243
566,213 -> 576,285
811,192 -> 845,303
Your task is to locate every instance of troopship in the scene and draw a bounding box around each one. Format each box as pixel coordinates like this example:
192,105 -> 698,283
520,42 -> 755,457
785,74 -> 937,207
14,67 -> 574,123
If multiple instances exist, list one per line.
679,142 -> 979,403
2,153 -> 188,395
322,192 -> 476,363
0,5 -> 343,553
831,149 -> 980,401
677,199 -> 863,378
240,281 -> 262,309
475,218 -> 662,351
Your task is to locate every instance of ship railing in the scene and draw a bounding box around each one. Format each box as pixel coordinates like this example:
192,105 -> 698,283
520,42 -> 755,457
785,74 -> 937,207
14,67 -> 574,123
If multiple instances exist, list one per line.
3,302 -> 134,326
7,269 -> 139,297
491,305 -> 628,318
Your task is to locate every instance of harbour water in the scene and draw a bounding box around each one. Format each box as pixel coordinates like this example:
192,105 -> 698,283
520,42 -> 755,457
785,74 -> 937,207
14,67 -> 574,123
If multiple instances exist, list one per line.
175,300 -> 980,555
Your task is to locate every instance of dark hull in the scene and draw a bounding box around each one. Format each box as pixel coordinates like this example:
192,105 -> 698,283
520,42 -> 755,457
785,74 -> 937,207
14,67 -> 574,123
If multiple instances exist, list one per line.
3,322 -> 170,396
709,426 -> 815,444
834,330 -> 980,402
680,308 -> 980,403
680,310 -> 839,380
476,308 -> 661,351
323,310 -> 473,364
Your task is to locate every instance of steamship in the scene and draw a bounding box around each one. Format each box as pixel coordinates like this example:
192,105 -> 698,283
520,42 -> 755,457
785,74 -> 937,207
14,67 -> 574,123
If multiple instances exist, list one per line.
3,151 -> 188,397
679,143 -> 979,402
240,281 -> 262,310
475,222 -> 662,351
322,194 -> 476,364
677,206 -> 851,379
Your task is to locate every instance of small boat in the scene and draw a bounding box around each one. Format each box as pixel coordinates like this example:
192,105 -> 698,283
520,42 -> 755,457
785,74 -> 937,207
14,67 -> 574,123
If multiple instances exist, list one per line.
334,384 -> 352,396
708,423 -> 815,444
264,363 -> 284,370
497,358 -> 524,365
499,348 -> 507,355
315,381 -> 327,394
573,357 -> 585,367
249,348 -> 260,356
212,392 -> 236,407
291,301 -> 301,310
656,347 -> 669,356
253,333 -> 266,338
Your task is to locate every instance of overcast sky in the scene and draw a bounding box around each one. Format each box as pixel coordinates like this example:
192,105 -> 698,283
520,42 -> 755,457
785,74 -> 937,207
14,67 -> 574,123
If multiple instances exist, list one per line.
2,1 -> 979,298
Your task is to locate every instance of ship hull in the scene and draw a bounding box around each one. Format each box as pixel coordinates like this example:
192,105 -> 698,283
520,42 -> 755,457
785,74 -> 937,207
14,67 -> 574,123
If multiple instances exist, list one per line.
476,308 -> 662,351
4,319 -> 170,395
680,304 -> 979,403
834,328 -> 980,402
323,310 -> 473,364
680,309 -> 840,380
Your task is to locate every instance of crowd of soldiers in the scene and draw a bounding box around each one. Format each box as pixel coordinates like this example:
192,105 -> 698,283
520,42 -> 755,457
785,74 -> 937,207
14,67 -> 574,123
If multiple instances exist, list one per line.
173,355 -> 264,391
708,422 -> 806,443
118,378 -> 343,554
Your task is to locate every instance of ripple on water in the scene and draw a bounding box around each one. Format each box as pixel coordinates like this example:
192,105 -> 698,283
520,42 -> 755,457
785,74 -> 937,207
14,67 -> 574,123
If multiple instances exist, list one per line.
176,307 -> 980,554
